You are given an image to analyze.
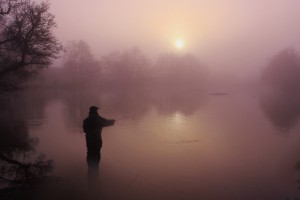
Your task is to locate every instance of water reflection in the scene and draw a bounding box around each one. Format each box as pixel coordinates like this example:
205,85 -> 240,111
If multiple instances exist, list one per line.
259,89 -> 300,133
59,88 -> 206,132
2,88 -> 300,199
154,90 -> 205,115
0,93 -> 53,188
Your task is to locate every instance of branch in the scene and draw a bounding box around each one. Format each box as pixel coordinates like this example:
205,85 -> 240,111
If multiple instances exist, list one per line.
0,62 -> 30,79
0,152 -> 27,167
0,1 -> 11,15
0,38 -> 13,45
0,175 -> 21,184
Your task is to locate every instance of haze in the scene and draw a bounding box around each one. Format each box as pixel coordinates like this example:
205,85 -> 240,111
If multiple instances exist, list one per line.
48,0 -> 300,78
3,0 -> 300,199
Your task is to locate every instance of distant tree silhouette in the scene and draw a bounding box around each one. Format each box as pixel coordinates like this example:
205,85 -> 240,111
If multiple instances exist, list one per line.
101,47 -> 150,89
0,0 -> 62,90
62,40 -> 100,87
261,48 -> 300,92
260,48 -> 300,132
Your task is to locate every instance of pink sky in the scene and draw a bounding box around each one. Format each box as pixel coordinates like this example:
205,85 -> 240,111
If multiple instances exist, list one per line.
47,0 -> 300,77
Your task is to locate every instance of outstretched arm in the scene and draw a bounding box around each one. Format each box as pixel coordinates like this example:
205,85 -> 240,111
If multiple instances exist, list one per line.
99,117 -> 115,127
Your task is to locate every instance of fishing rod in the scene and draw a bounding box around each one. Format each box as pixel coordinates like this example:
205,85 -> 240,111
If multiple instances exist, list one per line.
100,112 -> 140,121
114,115 -> 141,121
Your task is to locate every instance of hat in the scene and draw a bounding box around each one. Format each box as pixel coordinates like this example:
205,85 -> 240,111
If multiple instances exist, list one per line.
89,106 -> 99,112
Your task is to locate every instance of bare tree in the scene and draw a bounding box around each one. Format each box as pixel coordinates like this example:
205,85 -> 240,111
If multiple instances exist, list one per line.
101,47 -> 150,89
0,104 -> 53,186
62,40 -> 101,87
0,0 -> 62,90
0,0 -> 18,15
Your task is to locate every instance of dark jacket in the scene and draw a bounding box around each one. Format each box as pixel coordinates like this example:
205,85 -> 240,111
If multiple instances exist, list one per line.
83,113 -> 115,144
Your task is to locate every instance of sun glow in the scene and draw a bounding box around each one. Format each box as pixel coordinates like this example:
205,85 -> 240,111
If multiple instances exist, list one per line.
175,39 -> 184,49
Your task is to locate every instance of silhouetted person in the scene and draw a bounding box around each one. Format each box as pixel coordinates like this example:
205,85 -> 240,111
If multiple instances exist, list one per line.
83,106 -> 115,185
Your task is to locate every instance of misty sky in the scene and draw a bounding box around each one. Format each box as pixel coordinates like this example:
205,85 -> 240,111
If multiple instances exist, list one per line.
48,0 -> 300,78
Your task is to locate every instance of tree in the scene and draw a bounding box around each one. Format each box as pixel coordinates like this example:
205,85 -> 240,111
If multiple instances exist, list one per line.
101,47 -> 150,89
261,48 -> 300,92
0,0 -> 19,15
62,40 -> 100,87
0,0 -> 62,90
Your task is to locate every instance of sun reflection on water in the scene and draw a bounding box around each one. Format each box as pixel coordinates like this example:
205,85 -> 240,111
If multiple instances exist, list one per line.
169,111 -> 187,131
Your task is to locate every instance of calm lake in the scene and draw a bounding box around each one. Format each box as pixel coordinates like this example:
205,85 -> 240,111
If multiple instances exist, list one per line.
2,87 -> 300,199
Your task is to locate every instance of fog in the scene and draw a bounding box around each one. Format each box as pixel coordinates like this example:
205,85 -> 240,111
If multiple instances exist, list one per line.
2,0 -> 300,199
48,0 -> 300,78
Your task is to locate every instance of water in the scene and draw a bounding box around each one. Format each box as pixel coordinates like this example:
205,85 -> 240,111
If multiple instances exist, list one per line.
1,88 -> 300,199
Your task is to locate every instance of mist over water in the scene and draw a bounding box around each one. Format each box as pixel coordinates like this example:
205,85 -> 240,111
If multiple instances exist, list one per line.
2,84 -> 300,199
2,0 -> 300,199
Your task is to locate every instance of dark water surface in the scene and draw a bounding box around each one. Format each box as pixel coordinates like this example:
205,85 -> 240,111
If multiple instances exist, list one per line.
1,88 -> 300,199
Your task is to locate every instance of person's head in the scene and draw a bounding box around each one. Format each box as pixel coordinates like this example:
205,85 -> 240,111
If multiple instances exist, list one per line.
89,106 -> 99,116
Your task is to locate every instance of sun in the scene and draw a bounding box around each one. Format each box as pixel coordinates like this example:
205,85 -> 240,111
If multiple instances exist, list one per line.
175,39 -> 184,49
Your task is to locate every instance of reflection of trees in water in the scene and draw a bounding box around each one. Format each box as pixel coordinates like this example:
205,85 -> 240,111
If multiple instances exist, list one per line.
260,49 -> 300,133
61,88 -> 206,131
0,94 -> 53,187
101,89 -> 151,119
0,153 -> 53,186
0,89 -> 51,128
60,89 -> 103,131
2,87 -> 207,138
261,49 -> 300,93
259,90 -> 300,132
261,49 -> 300,199
21,90 -> 48,125
60,88 -> 152,131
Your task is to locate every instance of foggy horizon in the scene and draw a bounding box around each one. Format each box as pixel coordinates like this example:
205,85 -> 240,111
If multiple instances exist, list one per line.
47,0 -> 300,79
2,0 -> 300,199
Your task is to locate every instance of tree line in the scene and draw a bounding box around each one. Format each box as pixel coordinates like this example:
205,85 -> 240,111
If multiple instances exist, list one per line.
31,40 -> 207,91
1,1 -> 300,93
0,0 -> 62,91
0,1 -> 56,188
